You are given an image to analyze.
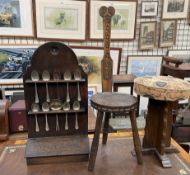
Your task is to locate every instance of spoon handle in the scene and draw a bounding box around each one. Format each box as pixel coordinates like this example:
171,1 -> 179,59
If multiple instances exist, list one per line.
77,82 -> 81,101
75,113 -> 79,130
56,114 -> 60,131
35,114 -> 39,132
65,113 -> 69,130
66,83 -> 70,102
46,83 -> 50,102
45,114 -> 49,131
34,83 -> 39,103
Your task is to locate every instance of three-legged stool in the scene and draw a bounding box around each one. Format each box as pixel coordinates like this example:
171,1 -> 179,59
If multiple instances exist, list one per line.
88,92 -> 143,171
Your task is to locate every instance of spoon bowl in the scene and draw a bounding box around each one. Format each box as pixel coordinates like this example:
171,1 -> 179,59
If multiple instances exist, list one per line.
73,101 -> 80,110
63,102 -> 70,111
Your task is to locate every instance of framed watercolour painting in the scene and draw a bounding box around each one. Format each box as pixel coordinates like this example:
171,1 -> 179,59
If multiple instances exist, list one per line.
89,0 -> 137,40
141,1 -> 158,17
0,0 -> 34,37
162,0 -> 189,19
168,50 -> 190,63
71,46 -> 122,92
160,20 -> 177,48
139,22 -> 157,50
127,56 -> 163,77
34,0 -> 86,41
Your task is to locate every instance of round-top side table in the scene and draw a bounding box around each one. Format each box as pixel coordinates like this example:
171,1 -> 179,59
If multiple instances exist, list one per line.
134,76 -> 190,168
88,92 -> 143,171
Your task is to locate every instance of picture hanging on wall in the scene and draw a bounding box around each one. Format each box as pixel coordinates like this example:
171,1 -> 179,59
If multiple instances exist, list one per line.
0,45 -> 38,84
127,56 -> 163,77
167,50 -> 190,63
139,22 -> 157,50
159,19 -> 177,48
71,46 -> 122,92
162,0 -> 189,19
34,0 -> 86,41
89,0 -> 137,40
141,1 -> 158,17
0,0 -> 34,37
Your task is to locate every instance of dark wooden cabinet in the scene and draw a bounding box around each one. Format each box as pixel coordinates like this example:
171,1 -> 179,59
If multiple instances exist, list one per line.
8,100 -> 27,133
24,42 -> 89,165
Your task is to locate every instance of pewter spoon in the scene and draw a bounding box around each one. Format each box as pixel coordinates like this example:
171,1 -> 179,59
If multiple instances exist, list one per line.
63,102 -> 70,130
73,101 -> 80,130
42,70 -> 50,102
31,70 -> 39,103
31,103 -> 40,132
42,102 -> 50,131
74,70 -> 81,101
64,70 -> 71,102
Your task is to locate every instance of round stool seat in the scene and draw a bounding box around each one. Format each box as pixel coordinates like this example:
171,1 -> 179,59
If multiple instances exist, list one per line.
91,92 -> 137,113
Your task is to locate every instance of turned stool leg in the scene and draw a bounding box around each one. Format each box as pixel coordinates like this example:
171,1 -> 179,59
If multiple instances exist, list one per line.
88,111 -> 104,171
129,110 -> 143,164
102,112 -> 110,145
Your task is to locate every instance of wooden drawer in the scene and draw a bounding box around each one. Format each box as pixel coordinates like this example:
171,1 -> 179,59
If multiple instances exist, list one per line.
8,100 -> 27,133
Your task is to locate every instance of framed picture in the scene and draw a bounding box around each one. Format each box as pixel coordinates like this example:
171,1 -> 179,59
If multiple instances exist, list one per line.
127,56 -> 163,77
141,1 -> 158,17
167,50 -> 190,63
139,22 -> 157,50
159,19 -> 177,48
34,0 -> 86,41
89,0 -> 137,40
0,0 -> 34,37
71,46 -> 122,91
162,0 -> 189,19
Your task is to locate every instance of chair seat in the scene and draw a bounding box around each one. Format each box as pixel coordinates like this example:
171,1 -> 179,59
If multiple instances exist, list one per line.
91,92 -> 138,113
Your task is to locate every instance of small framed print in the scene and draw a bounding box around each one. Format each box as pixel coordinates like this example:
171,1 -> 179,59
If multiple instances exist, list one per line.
0,0 -> 34,37
162,0 -> 189,19
34,0 -> 86,41
139,22 -> 157,50
89,0 -> 137,40
160,19 -> 177,48
141,1 -> 158,17
127,56 -> 163,77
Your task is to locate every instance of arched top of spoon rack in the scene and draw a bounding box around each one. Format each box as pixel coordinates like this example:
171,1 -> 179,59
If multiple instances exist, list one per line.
26,42 -> 84,75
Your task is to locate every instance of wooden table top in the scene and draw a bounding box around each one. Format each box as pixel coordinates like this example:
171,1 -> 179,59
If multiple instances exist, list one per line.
134,76 -> 190,101
91,92 -> 137,112
0,133 -> 190,175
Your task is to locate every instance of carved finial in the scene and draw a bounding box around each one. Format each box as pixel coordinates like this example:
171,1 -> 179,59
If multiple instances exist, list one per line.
99,6 -> 115,18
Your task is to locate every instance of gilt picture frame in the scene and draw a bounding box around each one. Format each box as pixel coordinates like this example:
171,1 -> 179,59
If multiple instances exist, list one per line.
162,0 -> 189,19
89,0 -> 137,40
34,0 -> 87,41
0,0 -> 34,37
159,19 -> 177,48
139,22 -> 157,50
141,1 -> 158,17
127,56 -> 163,77
71,46 -> 122,92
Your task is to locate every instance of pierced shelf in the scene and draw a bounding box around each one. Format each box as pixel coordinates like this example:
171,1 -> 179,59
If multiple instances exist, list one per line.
28,108 -> 85,115
25,79 -> 86,83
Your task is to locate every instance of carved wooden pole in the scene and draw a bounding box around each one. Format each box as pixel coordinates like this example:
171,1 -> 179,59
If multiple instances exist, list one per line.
99,6 -> 115,92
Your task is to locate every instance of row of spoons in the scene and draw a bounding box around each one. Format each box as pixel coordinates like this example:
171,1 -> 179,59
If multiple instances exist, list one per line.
31,101 -> 80,132
31,70 -> 82,104
32,113 -> 79,132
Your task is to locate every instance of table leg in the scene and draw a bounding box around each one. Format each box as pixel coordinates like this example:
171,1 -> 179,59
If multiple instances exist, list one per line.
142,99 -> 176,168
88,111 -> 104,171
130,110 -> 143,164
102,112 -> 110,145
